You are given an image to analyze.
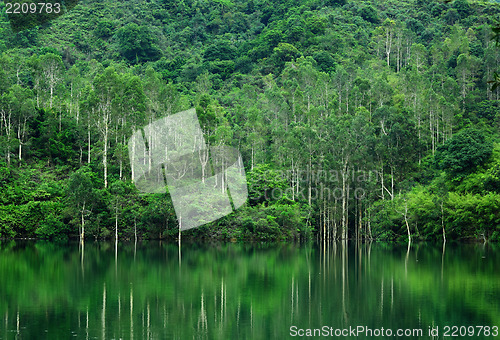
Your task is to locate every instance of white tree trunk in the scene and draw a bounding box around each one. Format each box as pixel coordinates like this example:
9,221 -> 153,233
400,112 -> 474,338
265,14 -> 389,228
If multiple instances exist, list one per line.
81,202 -> 86,241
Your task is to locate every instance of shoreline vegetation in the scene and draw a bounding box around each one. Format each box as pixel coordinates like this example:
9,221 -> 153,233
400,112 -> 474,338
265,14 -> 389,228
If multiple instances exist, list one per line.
0,0 -> 499,243
0,235 -> 496,243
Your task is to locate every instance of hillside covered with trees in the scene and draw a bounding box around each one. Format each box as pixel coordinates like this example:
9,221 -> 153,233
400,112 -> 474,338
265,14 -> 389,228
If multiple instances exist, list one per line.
0,0 -> 499,242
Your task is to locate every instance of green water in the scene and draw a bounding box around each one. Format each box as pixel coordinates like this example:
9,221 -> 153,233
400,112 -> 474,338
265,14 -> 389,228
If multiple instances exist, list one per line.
0,241 -> 499,339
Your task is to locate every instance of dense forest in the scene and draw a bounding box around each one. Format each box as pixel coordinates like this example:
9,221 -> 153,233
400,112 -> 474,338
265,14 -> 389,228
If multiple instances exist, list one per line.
0,0 -> 499,242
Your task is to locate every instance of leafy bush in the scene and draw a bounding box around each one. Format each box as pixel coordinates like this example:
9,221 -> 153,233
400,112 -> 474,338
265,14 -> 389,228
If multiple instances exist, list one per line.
116,23 -> 161,63
435,129 -> 493,178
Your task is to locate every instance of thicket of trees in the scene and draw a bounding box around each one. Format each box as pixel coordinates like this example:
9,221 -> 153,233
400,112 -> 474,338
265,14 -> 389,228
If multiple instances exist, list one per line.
0,0 -> 499,242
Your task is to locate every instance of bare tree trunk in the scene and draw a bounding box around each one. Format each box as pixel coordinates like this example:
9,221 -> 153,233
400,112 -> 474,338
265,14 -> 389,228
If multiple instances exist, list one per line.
134,218 -> 137,243
2,109 -> 12,164
81,202 -> 86,241
104,119 -> 108,188
404,200 -> 411,243
199,148 -> 209,183
385,26 -> 392,67
251,145 -> 254,171
308,155 -> 312,205
346,181 -> 349,240
342,167 -> 347,239
17,122 -> 22,161
131,130 -> 136,182
50,83 -> 54,109
380,165 -> 385,200
115,207 -> 118,241
441,202 -> 446,243
390,167 -> 394,200
367,206 -> 372,240
88,110 -> 92,164
35,78 -> 40,107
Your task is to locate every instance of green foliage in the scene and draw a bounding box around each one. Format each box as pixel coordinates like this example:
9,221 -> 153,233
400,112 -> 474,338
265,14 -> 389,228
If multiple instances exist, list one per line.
35,204 -> 68,240
116,23 -> 161,63
325,0 -> 347,6
312,51 -> 335,73
447,192 -> 500,241
359,5 -> 379,24
94,20 -> 115,39
247,165 -> 288,206
66,167 -> 95,209
0,0 -> 499,242
472,100 -> 500,122
204,41 -> 237,61
434,128 -> 493,178
452,0 -> 472,19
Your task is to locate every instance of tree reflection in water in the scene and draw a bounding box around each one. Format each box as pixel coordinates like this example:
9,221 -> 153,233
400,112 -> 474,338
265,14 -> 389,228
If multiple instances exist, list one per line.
0,240 -> 498,339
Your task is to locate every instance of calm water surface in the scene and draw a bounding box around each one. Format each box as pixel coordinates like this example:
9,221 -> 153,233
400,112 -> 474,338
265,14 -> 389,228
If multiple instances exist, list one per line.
0,241 -> 499,339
